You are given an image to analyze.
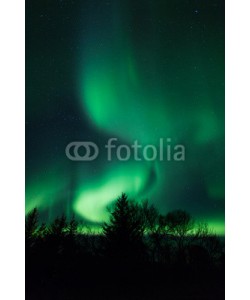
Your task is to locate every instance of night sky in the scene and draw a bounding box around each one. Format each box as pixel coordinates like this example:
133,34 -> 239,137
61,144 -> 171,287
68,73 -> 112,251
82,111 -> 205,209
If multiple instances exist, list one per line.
26,0 -> 225,234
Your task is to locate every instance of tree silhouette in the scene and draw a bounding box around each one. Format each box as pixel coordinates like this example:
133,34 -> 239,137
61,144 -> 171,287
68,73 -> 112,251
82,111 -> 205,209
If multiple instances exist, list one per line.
193,223 -> 223,262
166,210 -> 195,237
165,210 -> 195,262
25,208 -> 39,240
49,214 -> 68,237
102,193 -> 145,263
140,201 -> 170,263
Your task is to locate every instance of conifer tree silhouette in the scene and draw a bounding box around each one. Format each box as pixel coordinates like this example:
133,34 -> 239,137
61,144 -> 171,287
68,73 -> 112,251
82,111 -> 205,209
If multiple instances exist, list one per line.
102,193 -> 145,263
25,208 -> 39,240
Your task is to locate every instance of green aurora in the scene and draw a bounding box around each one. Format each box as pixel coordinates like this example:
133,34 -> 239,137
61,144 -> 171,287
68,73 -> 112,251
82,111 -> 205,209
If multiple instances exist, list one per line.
26,0 -> 225,234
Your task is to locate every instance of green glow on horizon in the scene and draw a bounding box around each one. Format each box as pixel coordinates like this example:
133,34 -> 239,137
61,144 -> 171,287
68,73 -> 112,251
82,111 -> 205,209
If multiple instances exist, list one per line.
77,219 -> 225,236
207,220 -> 225,236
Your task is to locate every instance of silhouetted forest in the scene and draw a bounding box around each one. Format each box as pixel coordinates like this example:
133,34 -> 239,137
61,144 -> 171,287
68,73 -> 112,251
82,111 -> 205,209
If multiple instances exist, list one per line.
26,193 -> 224,300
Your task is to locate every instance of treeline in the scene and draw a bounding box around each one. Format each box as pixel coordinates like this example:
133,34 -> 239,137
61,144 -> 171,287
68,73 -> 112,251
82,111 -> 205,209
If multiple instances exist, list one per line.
26,193 -> 224,300
26,193 -> 223,265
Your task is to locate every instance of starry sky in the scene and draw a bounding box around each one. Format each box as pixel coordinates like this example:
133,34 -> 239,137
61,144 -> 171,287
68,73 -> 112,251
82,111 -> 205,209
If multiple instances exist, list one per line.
26,0 -> 225,234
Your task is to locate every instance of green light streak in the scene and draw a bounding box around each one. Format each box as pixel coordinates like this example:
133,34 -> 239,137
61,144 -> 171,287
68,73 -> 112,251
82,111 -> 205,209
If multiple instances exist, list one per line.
74,162 -> 155,222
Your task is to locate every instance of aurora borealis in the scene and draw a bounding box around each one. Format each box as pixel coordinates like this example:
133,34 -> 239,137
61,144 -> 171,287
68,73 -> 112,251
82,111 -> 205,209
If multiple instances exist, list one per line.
26,0 -> 224,234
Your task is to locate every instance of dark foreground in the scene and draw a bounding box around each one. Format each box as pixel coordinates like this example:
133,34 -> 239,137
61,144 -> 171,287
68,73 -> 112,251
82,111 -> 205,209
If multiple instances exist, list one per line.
26,197 -> 224,300
26,236 -> 224,300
